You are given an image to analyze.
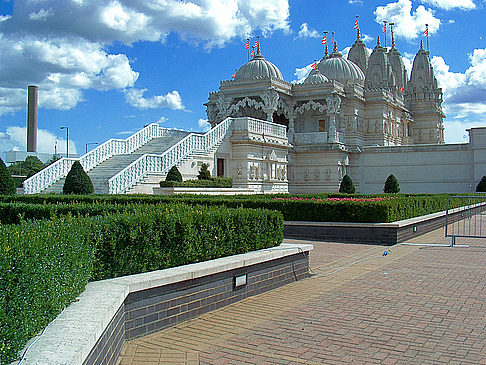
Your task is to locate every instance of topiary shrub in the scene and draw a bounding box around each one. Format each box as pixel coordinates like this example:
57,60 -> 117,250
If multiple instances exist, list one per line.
384,174 -> 400,193
165,165 -> 183,182
476,176 -> 486,192
63,161 -> 94,195
0,157 -> 16,195
339,174 -> 355,194
197,163 -> 211,180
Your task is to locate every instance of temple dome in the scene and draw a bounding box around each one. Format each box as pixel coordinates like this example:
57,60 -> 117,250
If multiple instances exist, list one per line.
303,68 -> 329,84
318,50 -> 365,85
234,51 -> 283,81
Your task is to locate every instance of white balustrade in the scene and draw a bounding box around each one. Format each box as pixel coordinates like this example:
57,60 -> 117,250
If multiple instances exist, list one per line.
108,117 -> 288,194
24,117 -> 288,195
23,123 -> 168,194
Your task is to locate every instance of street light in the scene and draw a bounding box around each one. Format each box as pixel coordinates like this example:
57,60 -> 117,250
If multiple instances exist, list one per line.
60,126 -> 69,158
85,142 -> 99,154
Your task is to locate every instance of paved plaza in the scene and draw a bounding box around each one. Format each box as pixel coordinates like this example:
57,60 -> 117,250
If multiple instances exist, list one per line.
118,225 -> 486,364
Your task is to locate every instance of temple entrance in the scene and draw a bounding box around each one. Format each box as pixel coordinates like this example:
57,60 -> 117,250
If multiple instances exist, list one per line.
217,158 -> 224,177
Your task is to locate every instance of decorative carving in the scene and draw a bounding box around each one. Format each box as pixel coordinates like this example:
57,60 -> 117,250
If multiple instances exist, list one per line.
304,169 -> 310,181
314,169 -> 320,181
236,162 -> 243,178
260,90 -> 279,121
325,168 -> 331,181
325,94 -> 341,114
295,100 -> 326,115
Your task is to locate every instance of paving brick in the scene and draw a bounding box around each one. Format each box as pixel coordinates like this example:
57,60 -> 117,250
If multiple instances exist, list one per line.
117,223 -> 486,364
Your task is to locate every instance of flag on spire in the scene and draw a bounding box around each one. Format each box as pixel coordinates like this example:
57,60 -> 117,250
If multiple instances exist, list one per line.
250,46 -> 255,57
354,17 -> 359,30
245,39 -> 250,49
254,39 -> 259,48
382,22 -> 387,33
311,62 -> 317,70
424,26 -> 429,37
322,34 -> 327,45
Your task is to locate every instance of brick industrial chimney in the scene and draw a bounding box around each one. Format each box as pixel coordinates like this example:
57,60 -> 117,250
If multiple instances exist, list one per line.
27,85 -> 38,152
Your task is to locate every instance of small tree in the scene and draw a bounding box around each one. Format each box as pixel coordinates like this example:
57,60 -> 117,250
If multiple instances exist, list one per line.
197,163 -> 211,180
476,176 -> 486,192
0,157 -> 16,195
166,165 -> 183,182
384,174 -> 400,193
339,174 -> 355,194
63,161 -> 94,194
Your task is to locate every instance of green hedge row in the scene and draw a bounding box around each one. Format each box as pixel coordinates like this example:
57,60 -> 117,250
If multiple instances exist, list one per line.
159,177 -> 233,188
0,216 -> 93,364
0,193 -> 478,223
0,203 -> 283,363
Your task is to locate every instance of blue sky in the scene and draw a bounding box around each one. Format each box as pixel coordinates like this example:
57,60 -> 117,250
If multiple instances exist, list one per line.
1,0 -> 485,157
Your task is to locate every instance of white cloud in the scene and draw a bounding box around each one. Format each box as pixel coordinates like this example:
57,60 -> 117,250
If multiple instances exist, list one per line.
0,0 -> 290,114
197,118 -> 210,132
124,89 -> 185,110
0,35 -> 138,114
29,8 -> 53,21
348,0 -> 363,4
427,50 -> 486,142
293,64 -> 313,84
374,0 -> 441,40
444,119 -> 485,143
157,116 -> 168,124
0,126 -> 77,154
420,0 -> 476,10
297,23 -> 319,39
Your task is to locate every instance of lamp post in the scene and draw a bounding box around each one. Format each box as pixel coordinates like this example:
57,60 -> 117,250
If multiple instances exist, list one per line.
85,142 -> 99,154
60,126 -> 69,158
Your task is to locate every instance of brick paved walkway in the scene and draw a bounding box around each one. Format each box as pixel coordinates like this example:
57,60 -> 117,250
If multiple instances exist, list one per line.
118,226 -> 486,364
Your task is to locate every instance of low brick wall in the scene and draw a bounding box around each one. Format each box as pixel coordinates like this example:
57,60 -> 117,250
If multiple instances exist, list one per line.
284,203 -> 486,245
21,244 -> 311,365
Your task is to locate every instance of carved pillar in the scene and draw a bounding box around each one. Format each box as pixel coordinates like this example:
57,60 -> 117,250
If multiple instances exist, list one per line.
261,90 -> 279,123
326,95 -> 341,143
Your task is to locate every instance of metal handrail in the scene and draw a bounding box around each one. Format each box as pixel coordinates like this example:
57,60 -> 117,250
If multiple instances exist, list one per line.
445,195 -> 486,246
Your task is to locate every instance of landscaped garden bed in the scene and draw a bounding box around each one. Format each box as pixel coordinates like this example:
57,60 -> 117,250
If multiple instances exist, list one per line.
0,201 -> 282,363
0,193 -> 479,223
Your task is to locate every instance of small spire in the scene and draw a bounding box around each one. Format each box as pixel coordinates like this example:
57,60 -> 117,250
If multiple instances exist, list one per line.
357,28 -> 361,40
325,44 -> 329,56
420,39 -> 423,49
333,41 -> 338,52
256,36 -> 261,55
390,22 -> 395,47
377,36 -> 381,46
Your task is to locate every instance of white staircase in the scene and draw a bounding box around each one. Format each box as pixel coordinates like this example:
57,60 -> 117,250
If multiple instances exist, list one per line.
24,117 -> 288,195
41,132 -> 189,194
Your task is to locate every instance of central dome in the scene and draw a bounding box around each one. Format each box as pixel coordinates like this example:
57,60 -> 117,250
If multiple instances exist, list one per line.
318,51 -> 365,85
234,52 -> 283,81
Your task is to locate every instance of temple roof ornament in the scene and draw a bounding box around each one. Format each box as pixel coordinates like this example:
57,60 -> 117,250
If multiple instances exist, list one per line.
304,68 -> 329,84
234,45 -> 284,82
318,48 -> 365,85
409,41 -> 439,90
347,30 -> 369,74
365,37 -> 396,89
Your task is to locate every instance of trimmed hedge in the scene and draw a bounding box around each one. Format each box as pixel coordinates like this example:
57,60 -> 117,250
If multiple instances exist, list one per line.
0,157 -> 16,195
63,161 -> 94,195
0,193 -> 478,223
160,177 -> 232,188
0,216 -> 93,363
90,204 -> 283,280
0,203 -> 283,363
165,166 -> 183,182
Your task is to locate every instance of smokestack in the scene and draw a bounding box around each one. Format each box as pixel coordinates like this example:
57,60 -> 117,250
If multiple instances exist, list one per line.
27,85 -> 38,152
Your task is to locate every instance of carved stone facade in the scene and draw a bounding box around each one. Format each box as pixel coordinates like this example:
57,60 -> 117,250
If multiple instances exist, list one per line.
205,36 -> 446,193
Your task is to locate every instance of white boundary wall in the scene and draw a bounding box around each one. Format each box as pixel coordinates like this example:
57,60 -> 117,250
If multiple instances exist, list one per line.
353,127 -> 486,194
